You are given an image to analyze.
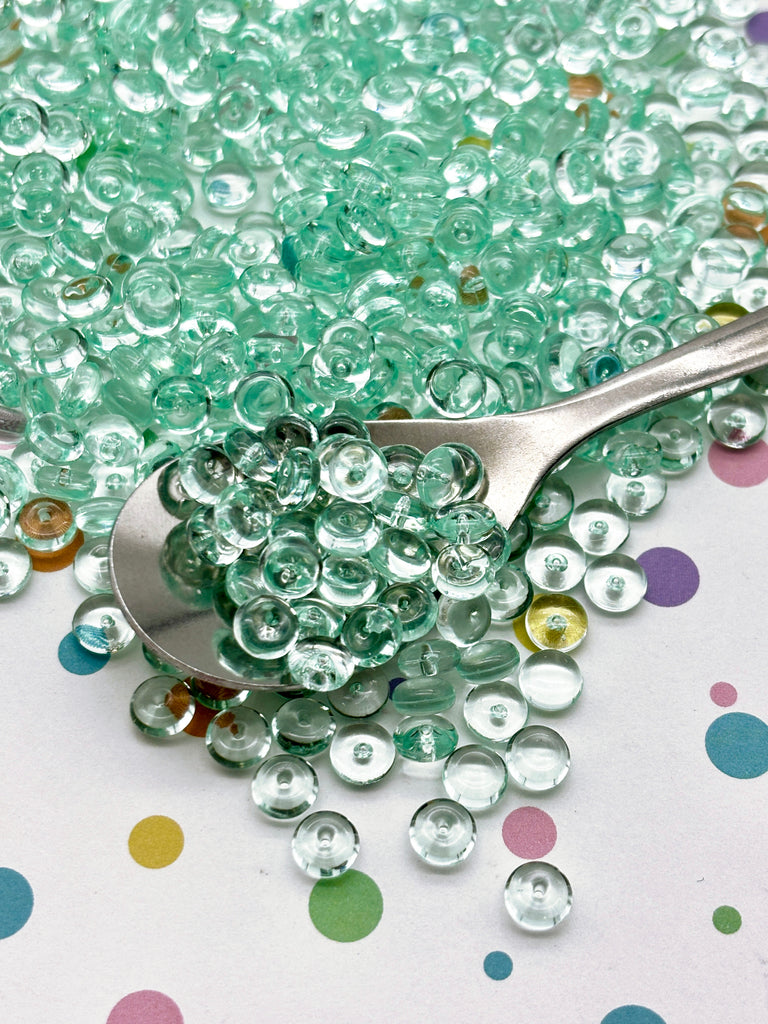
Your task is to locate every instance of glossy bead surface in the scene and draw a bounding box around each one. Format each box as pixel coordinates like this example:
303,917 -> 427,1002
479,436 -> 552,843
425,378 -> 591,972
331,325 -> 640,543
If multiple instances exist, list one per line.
272,697 -> 336,756
409,799 -> 476,867
505,725 -> 571,792
442,744 -> 508,810
518,651 -> 583,711
393,715 -> 459,762
205,708 -> 271,770
583,554 -> 648,612
251,754 -> 318,819
0,539 -> 32,598
329,722 -> 396,785
463,681 -> 529,742
504,861 -> 573,932
130,676 -> 195,738
292,810 -> 360,879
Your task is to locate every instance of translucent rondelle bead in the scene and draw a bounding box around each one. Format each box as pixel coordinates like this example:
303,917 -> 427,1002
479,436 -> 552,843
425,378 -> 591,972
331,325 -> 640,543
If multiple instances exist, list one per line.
291,810 -> 360,879
649,417 -> 704,474
568,499 -> 629,555
393,715 -> 459,762
409,798 -> 477,868
397,638 -> 459,677
505,725 -> 571,792
391,676 -> 456,715
315,500 -> 380,554
327,667 -> 391,718
152,376 -> 210,435
250,754 -> 318,819
294,598 -> 345,640
518,650 -> 584,711
431,501 -> 496,543
606,472 -> 667,517
312,318 -> 374,398
234,372 -> 294,430
707,393 -> 767,448
122,262 -> 181,336
484,564 -> 533,621
186,506 -> 241,566
205,707 -> 272,770
260,537 -> 321,599
416,445 -> 470,509
233,595 -> 299,659
16,496 -> 77,552
380,582 -> 437,641
213,480 -> 273,549
436,594 -> 491,646
329,722 -> 396,785
276,447 -> 320,509
458,640 -> 521,684
524,534 -> 587,592
368,528 -> 432,583
130,676 -> 195,737
432,542 -> 494,599
177,446 -> 237,505
73,537 -> 111,593
0,539 -> 32,598
602,430 -> 663,477
187,678 -> 250,712
325,439 -> 388,503
525,474 -> 574,531
272,697 -> 336,756
504,862 -> 573,932
442,744 -> 508,810
287,639 -> 355,692
525,594 -> 588,652
463,681 -> 529,742
73,595 -> 135,654
317,554 -> 379,606
341,604 -> 403,667
584,554 -> 647,612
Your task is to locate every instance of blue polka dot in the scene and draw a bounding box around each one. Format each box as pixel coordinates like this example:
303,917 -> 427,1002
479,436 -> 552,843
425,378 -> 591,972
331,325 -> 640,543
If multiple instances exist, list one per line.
483,950 -> 513,980
0,868 -> 34,939
705,713 -> 768,779
601,1008 -> 666,1024
58,633 -> 110,675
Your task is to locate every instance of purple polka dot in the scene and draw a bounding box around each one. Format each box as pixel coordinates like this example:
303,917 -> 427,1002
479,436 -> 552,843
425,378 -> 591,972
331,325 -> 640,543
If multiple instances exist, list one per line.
708,440 -> 768,487
747,11 -> 768,44
636,547 -> 699,607
107,991 -> 183,1024
710,682 -> 737,707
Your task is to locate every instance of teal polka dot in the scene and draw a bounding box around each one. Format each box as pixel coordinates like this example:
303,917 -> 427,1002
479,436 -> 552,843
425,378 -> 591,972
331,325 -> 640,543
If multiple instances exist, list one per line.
705,713 -> 768,779
0,868 -> 34,938
58,633 -> 110,675
601,1008 -> 666,1024
483,951 -> 512,980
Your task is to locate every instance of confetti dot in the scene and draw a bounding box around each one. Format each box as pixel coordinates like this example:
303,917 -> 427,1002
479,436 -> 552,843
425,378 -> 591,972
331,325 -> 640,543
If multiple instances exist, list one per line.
713,905 -> 742,934
106,990 -> 184,1024
502,806 -> 557,859
710,682 -> 737,707
128,816 -> 184,869
512,615 -> 538,652
746,11 -> 768,44
708,439 -> 768,487
58,632 -> 110,674
705,713 -> 768,779
601,1007 -> 667,1024
0,868 -> 33,939
483,950 -> 513,980
636,547 -> 699,607
308,869 -> 383,942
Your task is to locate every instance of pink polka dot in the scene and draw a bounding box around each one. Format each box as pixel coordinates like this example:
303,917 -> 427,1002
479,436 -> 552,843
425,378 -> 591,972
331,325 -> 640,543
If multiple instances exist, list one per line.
710,682 -> 738,707
708,440 -> 768,487
107,991 -> 183,1024
502,806 -> 557,859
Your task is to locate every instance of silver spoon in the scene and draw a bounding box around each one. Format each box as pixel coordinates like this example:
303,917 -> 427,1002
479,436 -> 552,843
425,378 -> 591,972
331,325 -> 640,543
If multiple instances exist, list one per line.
109,305 -> 768,688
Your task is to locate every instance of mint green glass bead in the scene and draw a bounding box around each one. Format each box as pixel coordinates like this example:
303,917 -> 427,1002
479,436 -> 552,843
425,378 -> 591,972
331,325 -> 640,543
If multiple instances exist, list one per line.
436,594 -> 491,646
272,697 -> 336,756
35,462 -> 95,502
318,554 -> 379,607
84,414 -> 143,467
372,491 -> 429,530
368,527 -> 432,583
130,676 -> 195,738
26,412 -> 84,463
234,372 -> 293,430
205,707 -> 271,770
380,582 -> 437,641
73,595 -> 135,654
186,505 -> 241,566
178,446 -> 237,504
213,480 -> 273,549
311,318 -> 374,398
315,500 -> 380,554
192,333 -> 246,406
224,555 -> 262,605
202,159 -> 256,211
0,98 -> 47,156
382,444 -> 422,494
393,715 -> 459,762
602,430 -> 663,477
57,275 -> 113,322
251,754 -> 319,820
260,536 -> 321,599
329,722 -> 396,786
12,182 -> 68,236
458,639 -> 520,684
30,325 -> 86,378
442,744 -> 508,809
398,638 -> 459,678
152,376 -> 210,435
0,539 -> 32,598
416,445 -> 470,509
432,501 -> 496,543
649,417 -> 703,473
275,447 -> 320,508
526,474 -> 574,531
619,276 -> 676,325
105,202 -> 156,258
122,262 -> 181,335
58,362 -> 102,421
341,604 -> 402,667
324,439 -> 388,503
434,198 -> 492,260
74,497 -> 123,537
432,542 -> 493,599
294,597 -> 345,640
234,595 -> 299,659
288,638 -> 355,692
224,427 -> 278,482
0,457 -> 29,513
391,677 -> 456,715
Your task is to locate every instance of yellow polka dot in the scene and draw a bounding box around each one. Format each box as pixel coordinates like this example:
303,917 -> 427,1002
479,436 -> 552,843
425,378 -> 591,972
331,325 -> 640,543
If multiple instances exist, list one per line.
128,815 -> 184,869
512,615 -> 538,652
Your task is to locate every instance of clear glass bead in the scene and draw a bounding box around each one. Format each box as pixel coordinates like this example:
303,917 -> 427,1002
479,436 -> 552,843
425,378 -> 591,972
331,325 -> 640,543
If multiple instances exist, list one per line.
409,798 -> 476,867
524,534 -> 587,592
0,539 -> 32,598
368,527 -> 432,583
380,582 -> 437,641
525,474 -> 574,531
568,499 -> 629,555
329,722 -> 396,785
505,725 -> 571,791
260,537 -> 321,599
315,500 -> 380,554
484,564 -> 533,621
287,639 -> 355,692
457,639 -> 520,684
251,754 -> 318,819
397,638 -> 459,677
436,594 -> 491,646
584,554 -> 648,612
177,446 -> 237,505
432,542 -> 494,599
504,861 -> 573,932
212,481 -> 273,549
341,604 -> 402,667
606,472 -> 667,517
393,715 -> 459,762
73,595 -> 135,654
205,707 -> 271,770
272,697 -> 336,756
707,393 -> 767,448
463,681 -> 529,742
518,650 -> 583,711
130,676 -> 195,738
442,744 -> 508,810
317,553 -> 379,606
73,537 -> 111,594
292,810 -> 360,879
327,667 -> 391,718
325,439 -> 388,503
233,595 -> 299,659
649,417 -> 704,473
391,676 -> 456,715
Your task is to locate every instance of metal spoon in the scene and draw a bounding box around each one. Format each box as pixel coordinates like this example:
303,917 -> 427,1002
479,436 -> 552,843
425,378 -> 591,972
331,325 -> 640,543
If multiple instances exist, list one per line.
109,305 -> 768,688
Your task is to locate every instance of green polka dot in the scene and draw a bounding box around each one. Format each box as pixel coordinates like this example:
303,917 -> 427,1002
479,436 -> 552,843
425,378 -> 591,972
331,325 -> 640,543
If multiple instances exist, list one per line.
308,869 -> 383,942
713,905 -> 742,934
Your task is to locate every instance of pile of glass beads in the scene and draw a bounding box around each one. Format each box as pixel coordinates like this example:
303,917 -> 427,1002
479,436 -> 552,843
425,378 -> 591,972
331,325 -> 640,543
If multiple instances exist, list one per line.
0,0 -> 767,927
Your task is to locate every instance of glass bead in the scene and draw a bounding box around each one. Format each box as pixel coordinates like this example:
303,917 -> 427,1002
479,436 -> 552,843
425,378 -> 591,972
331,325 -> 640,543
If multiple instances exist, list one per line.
442,744 -> 508,810
0,539 -> 32,598
294,597 -> 345,640
416,445 -> 470,509
225,427 -> 279,482
518,650 -> 583,712
425,359 -> 487,418
73,537 -> 111,594
187,678 -> 250,712
398,638 -> 459,678
373,491 -> 430,531
329,722 -> 396,785
130,676 -> 195,738
202,159 -> 256,212
83,414 -> 143,468
431,501 -> 496,544
568,499 -> 629,555
379,582 -> 437,641
463,681 -> 529,743
524,535 -> 587,592
122,262 -> 181,336
602,430 -> 663,477
234,372 -> 294,431
276,448 -> 320,509
251,754 -> 319,819
383,443 -> 422,494
525,594 -> 588,652
606,472 -> 667,517
233,595 -> 299,659
436,594 -> 491,646
393,715 -> 459,762
504,862 -> 573,932
74,498 -> 123,537
186,505 -> 241,566
341,604 -> 403,667
152,377 -> 210,436
16,496 -> 77,552
205,707 -> 271,770
316,501 -> 379,555
213,481 -> 273,550
287,639 -> 355,692
177,446 -> 237,505
432,542 -> 493,599
72,595 -> 135,654
291,810 -> 360,879
458,639 -> 520,684
409,799 -> 476,868
272,697 -> 336,757
584,554 -> 648,613
368,527 -> 432,583
25,412 -> 84,464
707,393 -> 767,448
484,564 -> 533,622
0,457 -> 29,513
525,475 -> 574,531
312,318 -> 374,398
317,554 -> 379,607
324,439 -> 388,504
328,667 -> 391,718
649,417 -> 703,474
391,677 -> 456,715
260,537 -> 321,599
505,725 -> 571,792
